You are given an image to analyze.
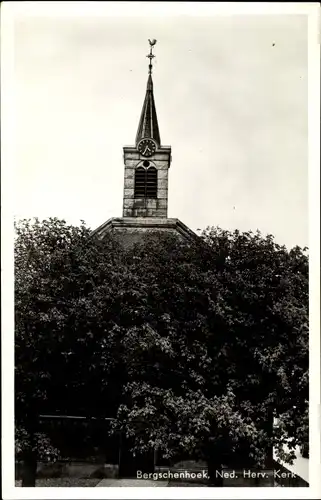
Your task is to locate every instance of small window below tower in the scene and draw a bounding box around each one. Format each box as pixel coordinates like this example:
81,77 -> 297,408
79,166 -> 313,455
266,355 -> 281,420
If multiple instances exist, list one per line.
134,166 -> 157,199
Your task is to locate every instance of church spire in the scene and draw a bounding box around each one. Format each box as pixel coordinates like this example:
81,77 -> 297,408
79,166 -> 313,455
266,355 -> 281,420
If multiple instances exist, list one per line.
135,39 -> 161,146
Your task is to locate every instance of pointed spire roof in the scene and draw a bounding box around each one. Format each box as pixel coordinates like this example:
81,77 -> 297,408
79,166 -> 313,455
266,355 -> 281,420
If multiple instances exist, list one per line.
135,40 -> 161,146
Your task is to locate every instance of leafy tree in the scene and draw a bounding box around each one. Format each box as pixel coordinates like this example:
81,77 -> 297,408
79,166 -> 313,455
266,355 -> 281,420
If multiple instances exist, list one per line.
15,218 -> 128,485
15,219 -> 308,486
111,229 -> 308,482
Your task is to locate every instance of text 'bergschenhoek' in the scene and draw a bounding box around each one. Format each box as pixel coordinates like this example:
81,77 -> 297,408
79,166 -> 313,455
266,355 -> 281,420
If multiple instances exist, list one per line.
137,470 -> 209,480
137,469 -> 297,481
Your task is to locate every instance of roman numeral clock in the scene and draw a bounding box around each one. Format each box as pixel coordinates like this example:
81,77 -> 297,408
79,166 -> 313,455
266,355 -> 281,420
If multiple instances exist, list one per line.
137,138 -> 157,157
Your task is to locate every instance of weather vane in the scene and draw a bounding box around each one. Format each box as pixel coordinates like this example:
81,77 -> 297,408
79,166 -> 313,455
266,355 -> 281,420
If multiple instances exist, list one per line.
147,39 -> 157,75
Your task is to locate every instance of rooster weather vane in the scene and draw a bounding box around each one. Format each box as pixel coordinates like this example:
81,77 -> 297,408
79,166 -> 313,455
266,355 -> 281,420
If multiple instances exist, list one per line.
147,39 -> 157,75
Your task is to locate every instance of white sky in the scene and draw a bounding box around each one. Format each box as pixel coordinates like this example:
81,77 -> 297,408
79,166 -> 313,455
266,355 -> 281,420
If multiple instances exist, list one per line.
9,3 -> 313,249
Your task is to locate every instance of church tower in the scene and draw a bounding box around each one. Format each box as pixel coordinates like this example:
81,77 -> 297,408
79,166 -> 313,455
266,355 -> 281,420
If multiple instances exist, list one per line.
92,40 -> 196,243
122,40 -> 171,219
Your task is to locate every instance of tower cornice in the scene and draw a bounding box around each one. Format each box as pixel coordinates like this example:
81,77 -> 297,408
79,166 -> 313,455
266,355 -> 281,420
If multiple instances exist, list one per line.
123,145 -> 171,167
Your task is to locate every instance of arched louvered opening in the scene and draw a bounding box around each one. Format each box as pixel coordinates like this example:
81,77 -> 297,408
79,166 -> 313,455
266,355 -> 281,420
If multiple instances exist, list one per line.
134,167 -> 146,198
134,166 -> 157,199
146,167 -> 157,198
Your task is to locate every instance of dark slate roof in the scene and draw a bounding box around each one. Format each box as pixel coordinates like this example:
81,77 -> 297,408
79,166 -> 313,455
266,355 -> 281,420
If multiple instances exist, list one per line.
135,74 -> 161,146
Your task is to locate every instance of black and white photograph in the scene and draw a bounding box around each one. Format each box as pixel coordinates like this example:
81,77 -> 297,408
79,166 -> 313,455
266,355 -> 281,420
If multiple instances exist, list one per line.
1,1 -> 320,498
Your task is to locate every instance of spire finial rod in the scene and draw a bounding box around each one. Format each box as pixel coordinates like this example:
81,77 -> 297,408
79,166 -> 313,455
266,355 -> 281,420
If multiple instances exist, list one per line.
147,39 -> 157,75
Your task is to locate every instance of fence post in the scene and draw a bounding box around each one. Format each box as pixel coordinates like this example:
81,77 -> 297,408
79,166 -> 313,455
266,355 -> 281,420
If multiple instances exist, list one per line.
118,432 -> 122,478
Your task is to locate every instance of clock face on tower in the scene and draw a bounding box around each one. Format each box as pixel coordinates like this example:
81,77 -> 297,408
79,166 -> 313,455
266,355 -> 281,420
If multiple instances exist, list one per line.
137,139 -> 157,157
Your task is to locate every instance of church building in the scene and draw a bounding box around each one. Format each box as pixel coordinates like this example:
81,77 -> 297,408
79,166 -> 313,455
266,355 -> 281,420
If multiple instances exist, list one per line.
92,40 -> 197,244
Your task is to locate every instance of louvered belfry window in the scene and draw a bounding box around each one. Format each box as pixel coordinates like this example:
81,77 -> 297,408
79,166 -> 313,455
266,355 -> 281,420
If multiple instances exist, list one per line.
134,166 -> 157,199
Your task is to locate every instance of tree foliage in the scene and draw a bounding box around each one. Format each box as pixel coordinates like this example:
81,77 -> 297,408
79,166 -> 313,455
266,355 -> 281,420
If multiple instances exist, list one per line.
15,217 -> 127,484
111,228 -> 308,470
15,219 -> 309,484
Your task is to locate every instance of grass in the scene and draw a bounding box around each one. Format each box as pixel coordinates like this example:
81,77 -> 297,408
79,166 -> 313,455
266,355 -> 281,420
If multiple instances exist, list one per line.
168,481 -> 208,487
15,478 -> 101,487
165,459 -> 209,487
15,478 -> 208,487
